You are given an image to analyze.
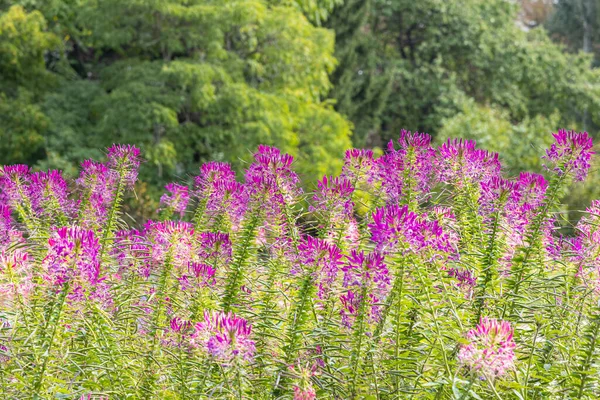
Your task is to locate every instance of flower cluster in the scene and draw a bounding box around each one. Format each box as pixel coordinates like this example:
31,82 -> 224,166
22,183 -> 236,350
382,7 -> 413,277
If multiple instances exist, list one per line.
192,311 -> 255,364
294,236 -> 344,299
544,129 -> 594,181
369,204 -> 454,256
194,162 -> 246,230
29,170 -> 76,220
438,138 -> 501,184
77,160 -> 115,228
160,183 -> 190,217
0,131 -> 598,399
106,144 -> 141,188
340,251 -> 390,326
43,226 -> 101,287
458,318 -> 516,379
381,130 -> 436,203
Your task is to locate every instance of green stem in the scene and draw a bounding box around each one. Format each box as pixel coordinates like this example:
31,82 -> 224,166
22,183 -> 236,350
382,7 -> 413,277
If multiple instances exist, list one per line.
32,282 -> 69,396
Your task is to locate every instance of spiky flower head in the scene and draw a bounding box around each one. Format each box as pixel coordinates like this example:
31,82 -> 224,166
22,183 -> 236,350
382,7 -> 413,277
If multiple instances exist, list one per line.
381,130 -> 436,203
77,160 -> 115,228
245,145 -> 301,203
195,162 -> 236,192
198,232 -> 232,265
294,236 -> 344,299
106,144 -> 141,188
160,183 -> 190,217
479,177 -> 520,216
0,165 -> 30,205
369,205 -> 454,256
312,175 -> 354,221
43,226 -> 101,287
438,139 -> 501,184
194,162 -> 246,230
341,251 -> 390,326
29,170 -> 76,220
145,221 -> 195,273
192,311 -> 255,364
544,129 -> 594,182
458,317 -> 516,378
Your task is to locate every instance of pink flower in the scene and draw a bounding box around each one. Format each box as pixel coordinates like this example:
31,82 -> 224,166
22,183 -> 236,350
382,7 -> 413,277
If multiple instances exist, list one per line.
369,204 -> 454,256
160,183 -> 189,217
293,386 -> 316,400
458,317 -> 516,378
381,130 -> 436,203
192,311 -> 255,364
438,139 -> 501,184
194,162 -> 246,230
340,148 -> 385,192
294,236 -> 344,299
341,251 -> 390,326
29,170 -> 76,220
144,221 -> 195,273
43,226 -> 101,287
0,164 -> 30,205
77,160 -> 115,229
106,144 -> 141,188
544,129 -> 594,181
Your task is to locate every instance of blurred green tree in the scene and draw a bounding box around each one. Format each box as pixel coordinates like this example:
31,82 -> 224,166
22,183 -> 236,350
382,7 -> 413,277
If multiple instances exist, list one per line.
351,0 -> 600,143
0,1 -> 352,189
324,0 -> 391,147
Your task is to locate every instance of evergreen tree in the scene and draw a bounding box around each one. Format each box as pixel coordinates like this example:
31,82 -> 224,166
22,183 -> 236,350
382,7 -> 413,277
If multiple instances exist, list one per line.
325,0 -> 391,147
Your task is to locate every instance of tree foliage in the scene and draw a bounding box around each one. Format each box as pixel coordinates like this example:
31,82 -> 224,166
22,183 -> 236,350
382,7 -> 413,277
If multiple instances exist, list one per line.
0,1 -> 351,190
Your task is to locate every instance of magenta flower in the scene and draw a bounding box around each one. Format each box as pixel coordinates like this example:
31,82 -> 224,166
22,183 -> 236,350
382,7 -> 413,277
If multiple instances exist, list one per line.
341,251 -> 390,326
194,162 -> 246,230
458,317 -> 516,378
572,200 -> 600,292
28,170 -> 76,220
145,221 -> 195,273
43,226 -> 101,287
195,162 -> 236,193
543,129 -> 594,181
192,311 -> 255,364
369,205 -> 454,256
160,183 -> 190,217
381,130 -> 436,203
0,204 -> 21,248
447,267 -> 476,298
341,148 -> 383,186
170,316 -> 193,333
0,250 -> 32,307
106,144 -> 141,188
312,175 -> 354,221
0,164 -> 30,205
479,177 -> 520,216
77,160 -> 115,229
198,232 -> 232,265
245,145 -> 301,203
188,262 -> 216,286
294,236 -> 344,299
294,386 -> 317,400
437,139 -> 501,184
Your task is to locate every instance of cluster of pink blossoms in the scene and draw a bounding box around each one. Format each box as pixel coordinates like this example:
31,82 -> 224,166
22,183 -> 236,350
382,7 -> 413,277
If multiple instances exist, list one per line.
458,317 -> 516,379
544,129 -> 594,181
191,311 -> 255,364
159,183 -> 190,217
292,236 -> 344,300
369,204 -> 455,257
340,251 -> 390,326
